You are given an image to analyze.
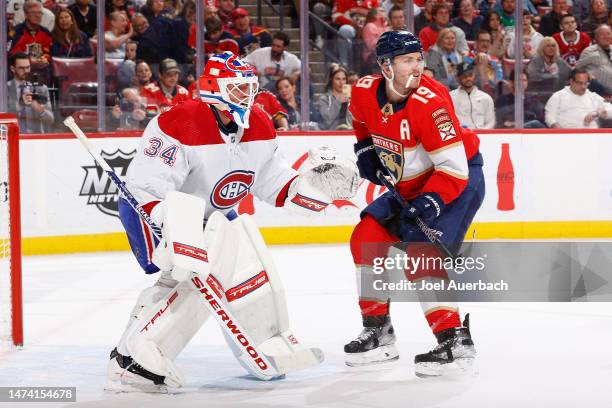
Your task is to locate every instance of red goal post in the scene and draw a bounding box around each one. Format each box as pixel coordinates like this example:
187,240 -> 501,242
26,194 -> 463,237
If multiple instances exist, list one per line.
0,113 -> 23,347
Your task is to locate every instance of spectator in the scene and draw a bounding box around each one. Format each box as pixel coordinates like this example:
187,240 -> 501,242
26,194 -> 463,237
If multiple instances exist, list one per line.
12,0 -> 55,32
254,89 -> 290,130
388,5 -> 407,30
133,60 -> 155,95
117,40 -> 138,89
217,0 -> 236,29
275,77 -> 321,129
572,0 -> 591,26
110,87 -> 150,129
105,10 -> 133,59
553,14 -> 592,67
189,15 -> 240,57
317,63 -> 352,130
495,69 -> 546,127
506,11 -> 543,59
105,0 -> 132,27
140,58 -> 190,112
464,30 -> 504,96
162,0 -> 182,19
527,36 -> 572,93
245,31 -> 301,91
141,0 -> 165,24
229,7 -> 272,55
50,8 -> 93,57
347,70 -> 359,84
539,0 -> 569,37
172,0 -> 196,64
415,0 -> 435,35
425,27 -> 464,89
131,10 -> 184,64
383,0 -> 421,25
68,0 -> 96,38
450,62 -> 496,128
477,0 -> 497,18
6,53 -> 54,133
531,14 -> 542,32
312,0 -> 333,48
423,66 -> 436,77
331,0 -> 379,68
452,0 -> 485,41
361,9 -> 389,72
581,0 -> 609,38
9,0 -> 53,70
545,68 -> 612,127
482,10 -> 507,58
576,24 -> 612,93
497,0 -> 516,28
420,2 -> 469,53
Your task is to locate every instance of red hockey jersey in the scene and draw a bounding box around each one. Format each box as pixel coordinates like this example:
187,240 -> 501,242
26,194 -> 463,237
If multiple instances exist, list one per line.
552,31 -> 591,67
140,82 -> 191,112
349,74 -> 480,204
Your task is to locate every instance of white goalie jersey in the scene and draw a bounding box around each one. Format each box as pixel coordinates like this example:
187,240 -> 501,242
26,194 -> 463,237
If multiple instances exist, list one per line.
125,98 -> 298,220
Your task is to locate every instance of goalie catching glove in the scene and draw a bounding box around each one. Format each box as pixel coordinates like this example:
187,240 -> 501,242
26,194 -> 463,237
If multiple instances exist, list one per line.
285,146 -> 359,215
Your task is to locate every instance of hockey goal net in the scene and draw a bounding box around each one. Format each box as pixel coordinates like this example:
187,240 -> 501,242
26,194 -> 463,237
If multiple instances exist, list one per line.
0,113 -> 22,347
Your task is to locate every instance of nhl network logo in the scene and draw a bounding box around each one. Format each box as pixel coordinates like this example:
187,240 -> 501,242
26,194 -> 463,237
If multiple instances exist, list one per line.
79,149 -> 136,217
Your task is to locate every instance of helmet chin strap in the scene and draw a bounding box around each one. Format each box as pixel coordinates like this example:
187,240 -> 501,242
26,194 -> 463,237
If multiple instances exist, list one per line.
381,62 -> 412,99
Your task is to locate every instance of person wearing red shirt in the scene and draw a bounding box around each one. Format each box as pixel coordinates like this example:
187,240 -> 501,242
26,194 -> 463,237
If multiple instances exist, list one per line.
254,88 -> 289,130
140,58 -> 190,112
553,14 -> 592,67
188,15 -> 240,57
9,0 -> 52,70
331,0 -> 380,67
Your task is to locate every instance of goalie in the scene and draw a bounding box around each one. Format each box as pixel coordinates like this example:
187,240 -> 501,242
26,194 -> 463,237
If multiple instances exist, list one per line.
106,52 -> 358,392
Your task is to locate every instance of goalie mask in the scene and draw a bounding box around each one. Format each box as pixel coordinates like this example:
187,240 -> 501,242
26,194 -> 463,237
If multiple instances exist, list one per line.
199,52 -> 259,128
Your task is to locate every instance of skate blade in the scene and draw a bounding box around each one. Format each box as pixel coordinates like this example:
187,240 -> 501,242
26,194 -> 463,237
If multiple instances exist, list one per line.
415,357 -> 477,378
104,378 -> 169,394
345,344 -> 400,367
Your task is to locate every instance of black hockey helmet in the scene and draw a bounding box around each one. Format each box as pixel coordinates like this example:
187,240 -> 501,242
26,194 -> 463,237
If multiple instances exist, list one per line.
375,30 -> 423,65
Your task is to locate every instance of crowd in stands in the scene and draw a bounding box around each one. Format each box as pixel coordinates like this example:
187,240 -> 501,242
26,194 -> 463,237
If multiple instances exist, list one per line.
5,0 -> 612,132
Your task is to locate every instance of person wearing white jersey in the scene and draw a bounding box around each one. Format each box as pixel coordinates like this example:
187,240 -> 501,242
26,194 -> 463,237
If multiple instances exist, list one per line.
105,51 -> 358,392
545,68 -> 612,128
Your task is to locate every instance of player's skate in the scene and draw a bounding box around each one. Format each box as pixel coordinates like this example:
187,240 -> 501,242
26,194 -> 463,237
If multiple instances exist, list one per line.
105,348 -> 169,393
344,315 -> 399,367
414,314 -> 476,378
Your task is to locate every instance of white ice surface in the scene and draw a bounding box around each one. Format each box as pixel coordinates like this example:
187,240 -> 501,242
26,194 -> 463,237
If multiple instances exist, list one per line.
1,244 -> 611,408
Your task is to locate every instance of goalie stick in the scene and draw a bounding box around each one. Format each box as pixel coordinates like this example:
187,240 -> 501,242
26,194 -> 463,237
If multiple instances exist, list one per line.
375,170 -> 455,259
64,116 -> 305,380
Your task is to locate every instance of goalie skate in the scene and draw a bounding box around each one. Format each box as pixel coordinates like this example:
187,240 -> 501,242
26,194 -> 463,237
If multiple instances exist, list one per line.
344,315 -> 399,367
414,314 -> 476,378
105,348 -> 169,393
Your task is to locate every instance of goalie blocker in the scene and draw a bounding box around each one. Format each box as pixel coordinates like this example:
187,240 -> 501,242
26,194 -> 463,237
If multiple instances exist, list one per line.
107,192 -> 324,392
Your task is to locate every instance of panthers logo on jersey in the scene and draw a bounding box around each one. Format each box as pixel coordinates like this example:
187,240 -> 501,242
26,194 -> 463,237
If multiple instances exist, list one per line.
372,135 -> 403,183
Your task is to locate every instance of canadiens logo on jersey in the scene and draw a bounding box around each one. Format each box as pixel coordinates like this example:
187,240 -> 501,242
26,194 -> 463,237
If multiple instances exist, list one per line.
211,170 -> 255,209
80,149 -> 136,217
372,135 -> 404,183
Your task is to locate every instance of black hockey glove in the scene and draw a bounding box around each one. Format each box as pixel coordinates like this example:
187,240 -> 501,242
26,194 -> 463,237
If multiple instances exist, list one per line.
354,138 -> 388,186
402,192 -> 445,224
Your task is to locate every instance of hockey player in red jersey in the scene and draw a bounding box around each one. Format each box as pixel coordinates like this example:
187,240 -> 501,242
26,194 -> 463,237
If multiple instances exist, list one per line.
345,30 -> 485,377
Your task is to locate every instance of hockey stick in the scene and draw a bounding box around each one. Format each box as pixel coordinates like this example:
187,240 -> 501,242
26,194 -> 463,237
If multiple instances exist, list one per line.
375,170 -> 455,259
63,116 -> 284,380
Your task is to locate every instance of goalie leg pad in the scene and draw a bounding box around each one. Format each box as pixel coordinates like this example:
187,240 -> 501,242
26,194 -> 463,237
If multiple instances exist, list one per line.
217,214 -> 324,378
116,270 -> 211,388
